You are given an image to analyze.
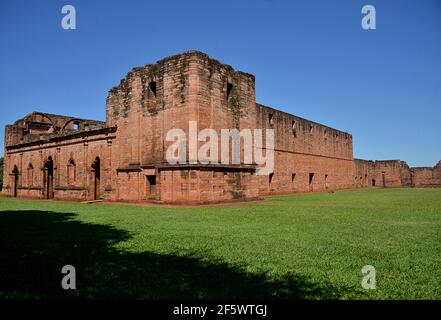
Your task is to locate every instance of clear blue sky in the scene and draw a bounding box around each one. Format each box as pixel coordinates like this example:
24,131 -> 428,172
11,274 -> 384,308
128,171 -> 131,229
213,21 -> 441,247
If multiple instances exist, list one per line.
0,0 -> 440,167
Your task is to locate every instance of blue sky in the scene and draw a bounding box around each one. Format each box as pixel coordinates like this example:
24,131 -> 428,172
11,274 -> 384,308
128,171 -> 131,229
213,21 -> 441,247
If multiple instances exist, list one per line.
0,0 -> 440,166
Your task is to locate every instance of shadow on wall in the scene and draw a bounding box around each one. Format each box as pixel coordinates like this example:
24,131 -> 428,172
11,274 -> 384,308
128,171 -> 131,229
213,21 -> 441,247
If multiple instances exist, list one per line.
0,210 -> 349,299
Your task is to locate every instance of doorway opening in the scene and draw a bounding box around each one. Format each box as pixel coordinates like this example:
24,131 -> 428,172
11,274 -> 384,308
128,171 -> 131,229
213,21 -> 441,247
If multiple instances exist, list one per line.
146,175 -> 157,198
309,173 -> 314,191
91,157 -> 101,200
269,173 -> 274,188
12,165 -> 19,197
44,157 -> 54,199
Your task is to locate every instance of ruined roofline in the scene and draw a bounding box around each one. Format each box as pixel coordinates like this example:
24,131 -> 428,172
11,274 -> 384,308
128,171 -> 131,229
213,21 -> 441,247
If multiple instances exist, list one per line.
355,158 -> 404,164
108,50 -> 255,93
156,50 -> 255,78
13,111 -> 105,126
256,103 -> 353,138
354,158 -> 375,163
6,126 -> 117,151
5,111 -> 108,149
411,165 -> 439,170
355,158 -> 441,169
374,160 -> 404,163
374,160 -> 410,168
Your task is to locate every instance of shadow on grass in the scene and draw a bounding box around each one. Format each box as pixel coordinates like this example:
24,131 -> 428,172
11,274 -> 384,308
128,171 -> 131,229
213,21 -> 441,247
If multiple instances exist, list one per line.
0,210 -> 349,299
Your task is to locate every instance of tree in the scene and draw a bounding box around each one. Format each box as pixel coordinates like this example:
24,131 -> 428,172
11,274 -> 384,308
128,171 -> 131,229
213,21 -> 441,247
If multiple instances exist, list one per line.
0,157 -> 3,191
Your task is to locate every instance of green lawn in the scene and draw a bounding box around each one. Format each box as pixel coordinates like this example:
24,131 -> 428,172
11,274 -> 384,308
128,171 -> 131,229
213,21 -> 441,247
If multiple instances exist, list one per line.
0,188 -> 440,299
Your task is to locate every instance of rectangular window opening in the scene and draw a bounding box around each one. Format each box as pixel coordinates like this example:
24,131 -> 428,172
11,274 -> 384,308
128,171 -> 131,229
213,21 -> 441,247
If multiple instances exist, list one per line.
309,173 -> 314,185
147,175 -> 157,195
148,81 -> 157,97
227,82 -> 233,99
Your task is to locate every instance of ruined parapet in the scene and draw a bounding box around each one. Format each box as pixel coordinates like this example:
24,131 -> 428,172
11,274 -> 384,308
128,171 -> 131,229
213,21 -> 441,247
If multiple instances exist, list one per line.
4,112 -> 105,147
410,160 -> 441,187
354,158 -> 441,188
105,50 -> 255,128
373,160 -> 409,188
399,161 -> 412,187
354,159 -> 375,187
105,50 -> 256,167
433,161 -> 441,184
257,103 -> 354,160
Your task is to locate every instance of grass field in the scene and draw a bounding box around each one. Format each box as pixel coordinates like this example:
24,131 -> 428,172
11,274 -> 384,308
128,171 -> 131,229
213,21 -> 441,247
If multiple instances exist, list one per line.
0,188 -> 440,300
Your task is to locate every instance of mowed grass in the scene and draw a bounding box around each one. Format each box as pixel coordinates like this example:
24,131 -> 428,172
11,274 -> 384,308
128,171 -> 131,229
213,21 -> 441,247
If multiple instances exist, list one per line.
0,188 -> 440,299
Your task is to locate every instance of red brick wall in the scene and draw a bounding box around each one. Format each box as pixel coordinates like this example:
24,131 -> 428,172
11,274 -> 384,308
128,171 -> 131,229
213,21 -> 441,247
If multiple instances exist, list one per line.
158,168 -> 258,204
3,129 -> 115,201
354,159 -> 418,188
106,51 -> 258,202
255,104 -> 356,194
354,159 -> 375,187
411,166 -> 441,187
3,51 -> 440,204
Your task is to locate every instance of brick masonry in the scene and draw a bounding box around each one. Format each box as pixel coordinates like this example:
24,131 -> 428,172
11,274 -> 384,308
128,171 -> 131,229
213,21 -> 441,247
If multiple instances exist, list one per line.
2,51 -> 440,204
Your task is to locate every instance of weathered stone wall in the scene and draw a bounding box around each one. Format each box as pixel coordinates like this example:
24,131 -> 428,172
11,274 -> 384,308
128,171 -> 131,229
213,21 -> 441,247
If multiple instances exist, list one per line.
3,122 -> 115,201
106,51 -> 258,202
411,164 -> 441,187
3,51 -> 440,204
158,167 -> 258,204
354,159 -> 375,187
105,51 -> 357,200
354,159 -> 441,189
5,112 -> 105,146
434,161 -> 441,182
254,104 -> 356,194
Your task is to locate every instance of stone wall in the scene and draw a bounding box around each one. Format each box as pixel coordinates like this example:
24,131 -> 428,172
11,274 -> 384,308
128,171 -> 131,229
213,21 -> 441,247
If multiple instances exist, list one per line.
354,159 -> 441,188
3,51 -> 440,204
255,104 -> 355,194
106,51 -> 258,202
354,159 -> 375,187
3,117 -> 116,201
411,162 -> 441,187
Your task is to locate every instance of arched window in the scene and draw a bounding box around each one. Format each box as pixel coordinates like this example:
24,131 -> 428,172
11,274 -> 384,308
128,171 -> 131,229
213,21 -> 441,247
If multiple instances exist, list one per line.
67,158 -> 76,185
27,163 -> 34,186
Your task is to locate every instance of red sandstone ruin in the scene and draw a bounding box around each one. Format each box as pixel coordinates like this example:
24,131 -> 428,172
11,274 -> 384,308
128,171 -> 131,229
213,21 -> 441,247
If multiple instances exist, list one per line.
2,51 -> 440,204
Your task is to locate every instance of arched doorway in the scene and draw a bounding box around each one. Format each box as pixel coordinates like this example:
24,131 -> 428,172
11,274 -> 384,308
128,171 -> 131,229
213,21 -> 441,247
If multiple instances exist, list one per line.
12,165 -> 19,197
43,157 -> 54,199
91,157 -> 100,200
